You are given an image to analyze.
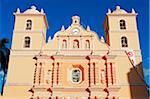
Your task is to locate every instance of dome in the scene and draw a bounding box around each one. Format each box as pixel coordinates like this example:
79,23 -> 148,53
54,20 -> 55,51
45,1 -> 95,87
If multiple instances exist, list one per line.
23,6 -> 40,14
112,6 -> 127,14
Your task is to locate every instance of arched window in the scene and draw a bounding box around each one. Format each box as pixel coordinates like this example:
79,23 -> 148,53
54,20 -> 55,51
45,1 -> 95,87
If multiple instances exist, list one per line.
120,19 -> 126,29
62,40 -> 67,49
121,36 -> 128,47
26,19 -> 32,30
85,40 -> 90,49
72,69 -> 81,83
73,39 -> 79,48
24,36 -> 30,48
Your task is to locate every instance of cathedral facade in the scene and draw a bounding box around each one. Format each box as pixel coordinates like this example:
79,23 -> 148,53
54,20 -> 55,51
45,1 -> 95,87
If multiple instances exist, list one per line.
2,5 -> 148,99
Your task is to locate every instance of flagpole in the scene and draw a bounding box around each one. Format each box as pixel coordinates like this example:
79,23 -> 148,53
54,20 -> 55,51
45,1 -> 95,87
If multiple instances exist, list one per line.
125,50 -> 149,89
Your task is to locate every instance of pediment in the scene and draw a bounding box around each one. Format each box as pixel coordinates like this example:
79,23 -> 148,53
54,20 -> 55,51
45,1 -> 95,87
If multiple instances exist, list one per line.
42,16 -> 110,56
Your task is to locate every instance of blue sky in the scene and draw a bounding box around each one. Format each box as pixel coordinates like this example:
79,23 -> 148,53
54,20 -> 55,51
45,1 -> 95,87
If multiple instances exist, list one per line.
0,0 -> 149,89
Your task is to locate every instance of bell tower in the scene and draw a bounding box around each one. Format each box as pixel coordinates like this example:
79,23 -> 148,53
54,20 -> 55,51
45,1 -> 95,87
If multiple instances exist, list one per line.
103,6 -> 148,99
12,6 -> 48,50
103,6 -> 140,51
4,6 -> 48,98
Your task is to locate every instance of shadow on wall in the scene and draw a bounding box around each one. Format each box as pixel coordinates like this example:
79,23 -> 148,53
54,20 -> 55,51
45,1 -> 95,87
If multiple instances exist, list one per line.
127,62 -> 149,99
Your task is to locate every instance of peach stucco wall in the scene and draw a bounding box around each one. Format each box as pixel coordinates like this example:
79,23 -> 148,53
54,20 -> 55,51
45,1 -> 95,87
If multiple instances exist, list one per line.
2,6 -> 148,99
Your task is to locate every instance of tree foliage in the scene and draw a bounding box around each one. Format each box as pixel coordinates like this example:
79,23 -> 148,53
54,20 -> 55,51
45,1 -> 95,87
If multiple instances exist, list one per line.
0,38 -> 10,95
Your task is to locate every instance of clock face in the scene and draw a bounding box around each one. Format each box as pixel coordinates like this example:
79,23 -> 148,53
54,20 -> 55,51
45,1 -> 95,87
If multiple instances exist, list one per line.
72,28 -> 79,35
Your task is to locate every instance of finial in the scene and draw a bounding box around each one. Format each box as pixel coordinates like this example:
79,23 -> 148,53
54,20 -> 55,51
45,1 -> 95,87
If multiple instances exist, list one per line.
86,26 -> 91,31
31,5 -> 36,10
131,8 -> 135,13
41,8 -> 44,14
48,36 -> 52,42
16,8 -> 20,13
61,25 -> 65,31
72,15 -> 80,25
100,36 -> 105,42
116,6 -> 120,10
107,9 -> 111,14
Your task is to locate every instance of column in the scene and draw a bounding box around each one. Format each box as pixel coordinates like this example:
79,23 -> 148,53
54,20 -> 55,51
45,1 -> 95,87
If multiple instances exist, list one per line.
56,62 -> 60,85
33,62 -> 38,85
107,62 -> 111,86
51,63 -> 54,87
88,63 -> 91,87
105,62 -> 116,86
105,63 -> 108,87
95,63 -> 99,84
38,62 -> 45,85
90,62 -> 94,85
38,62 -> 43,85
93,63 -> 96,85
35,63 -> 40,85
106,62 -> 115,85
41,64 -> 44,84
53,62 -> 58,86
110,63 -> 116,84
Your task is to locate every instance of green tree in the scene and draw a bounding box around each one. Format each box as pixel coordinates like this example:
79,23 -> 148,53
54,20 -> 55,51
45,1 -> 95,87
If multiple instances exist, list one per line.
0,38 -> 10,95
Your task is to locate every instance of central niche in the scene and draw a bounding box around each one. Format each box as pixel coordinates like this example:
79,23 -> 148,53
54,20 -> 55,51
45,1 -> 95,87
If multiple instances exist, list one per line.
72,69 -> 81,83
